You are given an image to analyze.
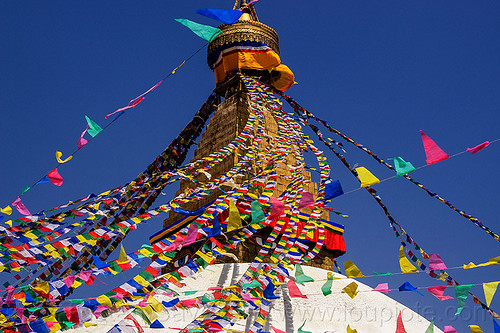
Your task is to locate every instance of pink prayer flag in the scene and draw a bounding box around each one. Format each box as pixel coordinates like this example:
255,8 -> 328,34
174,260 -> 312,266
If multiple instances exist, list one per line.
396,311 -> 407,333
47,168 -> 63,186
5,286 -> 15,305
444,326 -> 457,333
287,279 -> 307,298
374,283 -> 389,293
165,235 -> 184,251
79,270 -> 93,282
269,197 -> 285,219
427,286 -> 453,301
298,191 -> 315,209
182,224 -> 198,246
63,275 -> 77,288
137,300 -> 150,307
271,326 -> 287,333
16,308 -> 27,324
11,197 -> 30,216
420,130 -> 449,164
94,305 -> 109,318
77,125 -> 88,150
467,141 -> 490,154
182,299 -> 200,308
428,253 -> 447,271
208,287 -> 223,291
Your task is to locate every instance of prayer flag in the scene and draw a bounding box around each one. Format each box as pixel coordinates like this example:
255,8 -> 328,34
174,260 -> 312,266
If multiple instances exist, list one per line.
298,191 -> 315,209
427,286 -> 453,301
117,243 -> 128,264
424,319 -> 434,333
208,213 -> 221,237
454,284 -> 474,315
227,199 -> 242,232
420,130 -> 449,164
396,311 -> 407,333
295,264 -> 314,283
389,157 -> 415,177
342,282 -> 358,299
298,321 -> 312,333
85,116 -> 103,138
271,326 -> 286,333
355,167 -> 380,188
287,279 -> 307,298
183,224 -> 198,246
428,253 -> 447,271
174,19 -> 222,42
251,200 -> 265,224
467,141 -> 490,154
321,272 -> 334,296
77,127 -> 88,149
324,179 -> 343,200
269,197 -> 285,219
374,283 -> 389,293
12,197 -> 30,216
346,325 -> 358,333
343,260 -> 364,278
469,325 -> 483,333
55,151 -> 73,164
494,319 -> 500,333
444,326 -> 457,333
483,281 -> 499,307
263,281 -> 279,300
0,206 -> 12,215
150,319 -> 164,328
399,246 -> 418,273
399,282 -> 423,295
47,168 -> 63,186
196,8 -> 243,25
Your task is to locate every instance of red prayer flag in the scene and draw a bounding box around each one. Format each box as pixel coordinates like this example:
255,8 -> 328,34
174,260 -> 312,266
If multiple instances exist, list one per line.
467,141 -> 490,154
427,286 -> 453,301
420,130 -> 449,164
396,311 -> 407,333
47,168 -> 63,186
287,279 -> 308,298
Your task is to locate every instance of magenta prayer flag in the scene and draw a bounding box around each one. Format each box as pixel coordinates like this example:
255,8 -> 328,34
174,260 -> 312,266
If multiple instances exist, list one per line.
183,224 -> 198,246
269,197 -> 284,219
467,141 -> 490,154
298,191 -> 315,209
271,326 -> 287,333
94,305 -> 109,319
427,286 -> 453,301
428,253 -> 447,270
420,130 -> 449,164
77,126 -> 88,149
12,197 -> 30,216
64,275 -> 76,288
374,283 -> 389,293
287,279 -> 308,298
444,326 -> 457,333
47,168 -> 63,186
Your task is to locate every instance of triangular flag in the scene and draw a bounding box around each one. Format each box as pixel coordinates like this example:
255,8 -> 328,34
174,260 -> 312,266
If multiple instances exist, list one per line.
399,245 -> 418,273
117,243 -> 128,264
399,281 -> 423,295
12,197 -> 30,216
263,281 -> 279,300
208,213 -> 221,238
47,168 -> 63,186
36,178 -> 50,185
347,324 -> 358,333
342,282 -> 358,299
55,151 -> 73,164
321,272 -> 335,296
196,8 -> 243,25
355,167 -> 380,188
287,279 -> 307,298
343,260 -> 364,278
444,326 -> 457,333
183,224 -> 198,246
467,141 -> 490,154
483,281 -> 499,307
469,325 -> 483,333
84,322 -> 97,328
298,191 -> 315,209
389,157 -> 416,177
427,286 -> 453,301
21,186 -> 30,194
271,326 -> 286,333
454,284 -> 474,315
324,179 -> 343,200
150,319 -> 164,329
396,311 -> 407,333
428,253 -> 447,270
420,130 -> 449,164
250,200 -> 265,224
227,199 -> 242,232
0,206 -> 12,215
295,264 -> 314,283
424,319 -> 434,333
77,127 -> 88,149
374,283 -> 389,293
269,197 -> 285,219
493,319 -> 500,333
84,115 -> 103,138
298,321 -> 312,333
174,19 -> 222,42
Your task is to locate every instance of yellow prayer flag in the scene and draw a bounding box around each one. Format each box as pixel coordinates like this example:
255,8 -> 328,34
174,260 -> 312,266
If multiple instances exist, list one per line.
33,281 -> 50,295
399,245 -> 418,274
5,220 -> 12,227
84,322 -> 97,327
148,296 -> 164,313
343,260 -> 364,278
463,262 -> 477,269
0,206 -> 12,215
347,324 -> 358,333
469,325 -> 483,333
141,305 -> 158,322
342,282 -> 359,299
96,295 -> 113,307
134,275 -> 150,288
55,151 -> 73,164
355,167 -> 380,188
489,256 -> 500,264
227,199 -> 243,232
225,293 -> 241,302
483,281 -> 499,307
117,243 -> 129,264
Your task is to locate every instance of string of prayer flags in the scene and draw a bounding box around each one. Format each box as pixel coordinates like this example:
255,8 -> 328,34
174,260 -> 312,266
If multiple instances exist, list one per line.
227,199 -> 242,232
174,19 -> 222,42
196,8 -> 243,25
454,284 -> 474,315
0,206 -> 12,215
346,324 -> 358,333
428,253 -> 447,271
85,116 -> 103,137
295,264 -> 314,283
399,282 -> 423,295
399,245 -> 418,273
321,272 -> 335,296
444,326 -> 457,333
388,157 -> 415,177
47,168 -> 63,186
467,141 -> 490,154
12,197 -> 30,216
396,311 -> 407,333
483,281 -> 499,307
251,200 -> 265,224
343,260 -> 364,278
424,319 -> 434,333
373,283 -> 389,293
324,179 -> 343,200
55,151 -> 73,164
355,167 -> 380,188
287,279 -> 307,298
427,286 -> 453,301
469,325 -> 484,333
420,130 -> 449,164
342,282 -> 359,299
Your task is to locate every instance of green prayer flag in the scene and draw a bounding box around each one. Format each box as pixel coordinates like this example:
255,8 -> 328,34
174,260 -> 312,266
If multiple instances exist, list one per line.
373,272 -> 393,276
295,264 -> 314,283
174,18 -> 222,42
424,318 -> 434,333
69,299 -> 85,303
184,290 -> 198,295
250,200 -> 265,224
454,284 -> 474,315
85,115 -> 103,137
389,156 -> 416,177
298,321 -> 312,333
21,186 -> 30,194
242,280 -> 262,289
321,272 -> 334,296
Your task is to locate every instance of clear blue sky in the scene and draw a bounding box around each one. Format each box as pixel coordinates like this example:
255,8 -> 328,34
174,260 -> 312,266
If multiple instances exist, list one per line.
1,1 -> 499,332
